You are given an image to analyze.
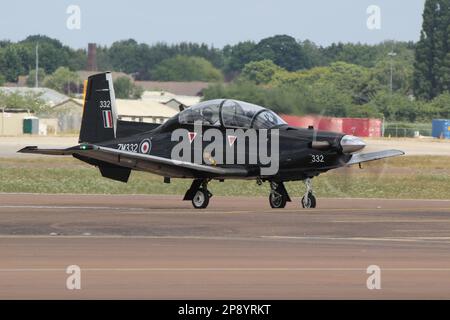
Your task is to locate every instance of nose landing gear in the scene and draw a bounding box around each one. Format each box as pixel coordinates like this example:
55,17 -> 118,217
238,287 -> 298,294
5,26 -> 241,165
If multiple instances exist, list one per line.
301,178 -> 316,209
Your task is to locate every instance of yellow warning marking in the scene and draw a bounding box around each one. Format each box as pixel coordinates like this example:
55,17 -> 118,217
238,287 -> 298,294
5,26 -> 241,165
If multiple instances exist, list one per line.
82,79 -> 88,111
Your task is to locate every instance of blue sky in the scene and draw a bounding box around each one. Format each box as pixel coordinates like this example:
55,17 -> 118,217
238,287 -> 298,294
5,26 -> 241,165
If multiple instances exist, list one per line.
0,0 -> 425,48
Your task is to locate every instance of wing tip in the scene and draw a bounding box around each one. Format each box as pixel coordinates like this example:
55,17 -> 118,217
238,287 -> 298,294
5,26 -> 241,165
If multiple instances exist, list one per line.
17,146 -> 38,153
390,149 -> 405,156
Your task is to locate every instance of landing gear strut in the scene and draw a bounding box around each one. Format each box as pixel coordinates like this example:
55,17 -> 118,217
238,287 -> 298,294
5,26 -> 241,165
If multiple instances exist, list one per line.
268,181 -> 291,209
301,178 -> 316,209
184,179 -> 212,209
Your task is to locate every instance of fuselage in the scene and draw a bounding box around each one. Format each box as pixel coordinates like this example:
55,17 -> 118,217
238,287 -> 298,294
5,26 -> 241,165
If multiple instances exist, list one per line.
96,115 -> 363,182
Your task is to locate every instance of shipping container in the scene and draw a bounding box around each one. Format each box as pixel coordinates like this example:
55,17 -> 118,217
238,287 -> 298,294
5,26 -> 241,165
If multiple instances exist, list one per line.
280,115 -> 382,137
432,119 -> 450,139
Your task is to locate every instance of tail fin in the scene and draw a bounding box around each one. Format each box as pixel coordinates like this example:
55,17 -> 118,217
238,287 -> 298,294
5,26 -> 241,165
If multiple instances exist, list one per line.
79,72 -> 118,143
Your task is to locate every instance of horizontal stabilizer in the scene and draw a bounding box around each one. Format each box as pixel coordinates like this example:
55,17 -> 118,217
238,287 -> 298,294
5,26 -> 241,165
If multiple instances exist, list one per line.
18,145 -> 93,155
346,149 -> 404,166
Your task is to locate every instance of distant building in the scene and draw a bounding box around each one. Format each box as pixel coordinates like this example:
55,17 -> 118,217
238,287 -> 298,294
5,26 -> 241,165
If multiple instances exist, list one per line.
115,99 -> 178,123
0,87 -> 82,133
76,71 -> 132,83
141,91 -> 201,111
0,86 -> 179,134
74,98 -> 178,124
135,81 -> 210,96
0,87 -> 70,106
0,109 -> 32,135
50,99 -> 84,132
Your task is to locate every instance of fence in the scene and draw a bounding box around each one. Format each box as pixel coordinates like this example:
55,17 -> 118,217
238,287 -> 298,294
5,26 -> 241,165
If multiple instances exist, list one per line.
383,122 -> 432,138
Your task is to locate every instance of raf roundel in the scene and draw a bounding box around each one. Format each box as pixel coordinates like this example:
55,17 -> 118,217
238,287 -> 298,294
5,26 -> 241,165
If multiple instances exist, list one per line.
139,139 -> 152,154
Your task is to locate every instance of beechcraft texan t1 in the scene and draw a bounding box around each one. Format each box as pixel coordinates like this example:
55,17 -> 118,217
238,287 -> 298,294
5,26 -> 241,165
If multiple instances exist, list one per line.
19,72 -> 404,209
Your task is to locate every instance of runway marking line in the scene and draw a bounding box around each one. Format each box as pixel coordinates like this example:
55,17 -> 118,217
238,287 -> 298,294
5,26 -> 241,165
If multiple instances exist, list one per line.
0,205 -> 449,214
332,219 -> 450,223
2,234 -> 450,245
0,267 -> 450,273
2,267 -> 450,272
262,235 -> 450,243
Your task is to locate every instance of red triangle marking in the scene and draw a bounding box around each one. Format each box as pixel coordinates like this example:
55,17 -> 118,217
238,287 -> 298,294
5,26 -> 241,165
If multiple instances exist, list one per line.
228,135 -> 237,146
188,132 -> 197,143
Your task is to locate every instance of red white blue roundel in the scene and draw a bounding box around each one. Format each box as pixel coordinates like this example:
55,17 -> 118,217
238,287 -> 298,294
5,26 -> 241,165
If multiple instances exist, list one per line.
139,139 -> 152,154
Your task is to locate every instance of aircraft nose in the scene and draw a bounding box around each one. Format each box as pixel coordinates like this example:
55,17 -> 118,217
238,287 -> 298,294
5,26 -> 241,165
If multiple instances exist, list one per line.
340,135 -> 366,153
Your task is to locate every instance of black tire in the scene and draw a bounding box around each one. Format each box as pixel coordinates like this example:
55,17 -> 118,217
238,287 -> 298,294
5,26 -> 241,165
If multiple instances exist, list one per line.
301,193 -> 316,208
192,188 -> 210,209
269,192 -> 287,209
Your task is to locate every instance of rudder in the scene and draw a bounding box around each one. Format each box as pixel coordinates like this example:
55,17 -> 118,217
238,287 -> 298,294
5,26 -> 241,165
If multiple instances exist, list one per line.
79,72 -> 118,143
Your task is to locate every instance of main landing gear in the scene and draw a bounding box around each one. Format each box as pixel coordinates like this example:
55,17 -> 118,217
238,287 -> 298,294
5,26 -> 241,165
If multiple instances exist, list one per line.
269,181 -> 291,209
184,179 -> 212,209
267,178 -> 316,209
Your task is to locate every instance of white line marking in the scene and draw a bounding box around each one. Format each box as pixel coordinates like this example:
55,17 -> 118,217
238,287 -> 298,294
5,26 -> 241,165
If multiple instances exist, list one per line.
2,234 -> 450,244
0,205 -> 130,210
262,236 -> 450,243
1,267 -> 450,272
0,235 -> 264,241
333,219 -> 450,223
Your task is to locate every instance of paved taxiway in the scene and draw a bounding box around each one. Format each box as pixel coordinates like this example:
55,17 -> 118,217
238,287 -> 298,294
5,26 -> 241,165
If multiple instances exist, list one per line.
1,194 -> 450,299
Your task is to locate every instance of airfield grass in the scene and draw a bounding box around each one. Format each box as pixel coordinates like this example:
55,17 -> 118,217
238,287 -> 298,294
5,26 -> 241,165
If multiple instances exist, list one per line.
0,156 -> 449,199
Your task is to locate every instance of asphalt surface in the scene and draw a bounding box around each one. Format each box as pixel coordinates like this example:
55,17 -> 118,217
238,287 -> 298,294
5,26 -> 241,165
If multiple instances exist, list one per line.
1,194 -> 450,299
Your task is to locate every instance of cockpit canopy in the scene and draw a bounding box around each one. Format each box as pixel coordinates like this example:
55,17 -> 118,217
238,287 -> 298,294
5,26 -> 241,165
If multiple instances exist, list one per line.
178,99 -> 287,129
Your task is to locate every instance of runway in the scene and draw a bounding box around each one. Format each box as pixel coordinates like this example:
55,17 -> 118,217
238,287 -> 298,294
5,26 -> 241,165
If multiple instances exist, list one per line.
1,194 -> 450,299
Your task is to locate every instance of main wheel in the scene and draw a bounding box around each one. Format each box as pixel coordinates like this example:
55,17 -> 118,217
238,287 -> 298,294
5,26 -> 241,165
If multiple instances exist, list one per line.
192,188 -> 210,209
269,192 -> 287,209
301,193 -> 316,208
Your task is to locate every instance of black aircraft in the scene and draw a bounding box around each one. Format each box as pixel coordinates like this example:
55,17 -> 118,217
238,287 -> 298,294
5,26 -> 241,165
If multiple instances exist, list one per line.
19,72 -> 404,209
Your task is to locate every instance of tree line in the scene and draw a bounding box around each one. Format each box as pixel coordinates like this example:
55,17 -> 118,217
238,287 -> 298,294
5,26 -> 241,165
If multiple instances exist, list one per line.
1,0 -> 450,123
0,34 -> 415,83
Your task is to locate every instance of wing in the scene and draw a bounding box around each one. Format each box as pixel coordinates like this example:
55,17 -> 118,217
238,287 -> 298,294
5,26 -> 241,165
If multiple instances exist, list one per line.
18,145 -> 249,179
345,149 -> 404,166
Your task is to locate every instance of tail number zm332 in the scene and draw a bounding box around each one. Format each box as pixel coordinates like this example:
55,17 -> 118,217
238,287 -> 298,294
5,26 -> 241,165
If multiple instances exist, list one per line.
118,143 -> 138,152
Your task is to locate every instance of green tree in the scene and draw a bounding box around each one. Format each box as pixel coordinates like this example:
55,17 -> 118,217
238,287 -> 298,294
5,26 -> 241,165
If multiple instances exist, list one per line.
366,90 -> 419,122
26,68 -> 47,87
0,74 -> 5,86
0,91 -> 49,113
426,91 -> 450,118
108,39 -> 143,75
371,54 -> 414,95
253,35 -> 310,71
223,41 -> 257,76
151,56 -> 223,81
43,67 -> 80,95
0,46 -> 26,82
239,60 -> 286,85
113,76 -> 143,99
20,35 -> 74,73
414,0 -> 450,100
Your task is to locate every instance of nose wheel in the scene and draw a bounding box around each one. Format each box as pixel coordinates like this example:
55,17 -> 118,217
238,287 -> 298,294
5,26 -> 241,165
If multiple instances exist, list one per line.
301,178 -> 316,208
